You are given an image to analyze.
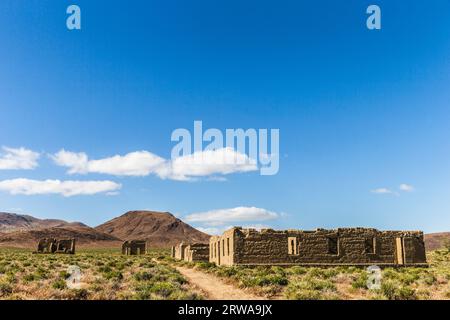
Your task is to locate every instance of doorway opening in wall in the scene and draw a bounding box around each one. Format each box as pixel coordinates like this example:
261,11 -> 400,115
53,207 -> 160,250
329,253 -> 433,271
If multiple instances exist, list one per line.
328,237 -> 339,255
222,239 -> 225,256
218,241 -> 221,265
365,237 -> 376,254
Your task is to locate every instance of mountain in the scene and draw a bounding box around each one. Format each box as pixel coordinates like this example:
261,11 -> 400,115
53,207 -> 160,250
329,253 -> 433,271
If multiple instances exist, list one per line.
0,212 -> 121,248
95,210 -> 211,247
0,225 -> 121,249
424,232 -> 450,251
0,212 -> 86,233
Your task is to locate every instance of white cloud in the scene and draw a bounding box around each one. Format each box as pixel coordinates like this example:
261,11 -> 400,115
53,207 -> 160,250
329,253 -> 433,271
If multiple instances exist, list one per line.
0,147 -> 40,170
399,184 -> 414,192
185,206 -> 279,226
196,226 -> 225,235
52,147 -> 258,181
371,188 -> 394,194
51,149 -> 165,176
0,178 -> 121,197
371,184 -> 415,196
168,147 -> 257,180
196,223 -> 273,235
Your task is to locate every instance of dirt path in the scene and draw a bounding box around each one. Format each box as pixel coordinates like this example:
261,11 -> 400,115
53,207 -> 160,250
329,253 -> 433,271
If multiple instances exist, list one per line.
175,266 -> 264,300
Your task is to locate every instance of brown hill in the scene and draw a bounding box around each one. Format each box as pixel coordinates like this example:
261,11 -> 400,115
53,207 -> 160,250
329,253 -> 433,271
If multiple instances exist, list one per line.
0,212 -> 121,249
0,224 -> 122,249
95,210 -> 210,247
0,212 -> 86,233
425,232 -> 450,251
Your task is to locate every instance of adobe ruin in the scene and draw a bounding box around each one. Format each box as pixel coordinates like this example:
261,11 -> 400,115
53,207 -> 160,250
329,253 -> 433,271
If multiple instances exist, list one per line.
122,240 -> 148,255
172,242 -> 189,260
35,238 -> 76,254
184,243 -> 210,262
172,242 -> 210,262
209,227 -> 427,267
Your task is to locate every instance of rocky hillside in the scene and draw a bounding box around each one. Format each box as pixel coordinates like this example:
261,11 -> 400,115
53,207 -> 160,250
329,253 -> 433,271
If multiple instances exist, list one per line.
0,212 -> 86,233
95,210 -> 210,247
0,212 -> 121,248
425,232 -> 450,251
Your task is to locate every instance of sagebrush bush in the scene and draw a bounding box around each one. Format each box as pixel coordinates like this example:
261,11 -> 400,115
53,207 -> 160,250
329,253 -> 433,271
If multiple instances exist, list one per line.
380,280 -> 416,300
0,281 -> 13,297
52,279 -> 67,290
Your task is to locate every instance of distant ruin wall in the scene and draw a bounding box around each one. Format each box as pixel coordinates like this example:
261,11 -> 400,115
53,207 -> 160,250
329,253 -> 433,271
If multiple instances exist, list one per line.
122,240 -> 147,255
184,243 -> 209,262
35,238 -> 75,254
173,242 -> 209,262
174,242 -> 188,260
210,227 -> 427,267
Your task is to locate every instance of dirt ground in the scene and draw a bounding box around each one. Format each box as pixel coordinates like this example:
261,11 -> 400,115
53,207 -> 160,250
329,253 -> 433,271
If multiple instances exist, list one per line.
175,265 -> 263,300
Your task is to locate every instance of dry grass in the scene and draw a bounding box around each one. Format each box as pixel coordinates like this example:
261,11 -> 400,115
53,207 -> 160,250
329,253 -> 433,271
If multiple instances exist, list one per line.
0,248 -> 202,300
2,248 -> 449,300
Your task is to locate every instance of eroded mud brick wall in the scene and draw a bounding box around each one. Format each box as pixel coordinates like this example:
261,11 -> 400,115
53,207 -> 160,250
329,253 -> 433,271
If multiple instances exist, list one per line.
36,238 -> 57,253
210,227 -> 427,266
174,242 -> 188,260
55,239 -> 76,254
210,228 -> 235,265
122,240 -> 147,255
184,243 -> 210,262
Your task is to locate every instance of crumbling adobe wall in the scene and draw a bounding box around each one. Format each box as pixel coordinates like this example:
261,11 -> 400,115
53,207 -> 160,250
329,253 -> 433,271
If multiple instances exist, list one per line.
35,238 -> 75,254
210,227 -> 427,267
122,240 -> 147,255
36,238 -> 57,253
174,242 -> 188,260
184,243 -> 209,262
210,228 -> 235,265
55,238 -> 76,254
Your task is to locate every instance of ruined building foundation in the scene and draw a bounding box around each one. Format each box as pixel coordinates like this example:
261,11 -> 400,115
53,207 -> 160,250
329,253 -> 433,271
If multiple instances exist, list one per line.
172,242 -> 210,262
122,240 -> 148,255
209,227 -> 427,267
35,238 -> 76,254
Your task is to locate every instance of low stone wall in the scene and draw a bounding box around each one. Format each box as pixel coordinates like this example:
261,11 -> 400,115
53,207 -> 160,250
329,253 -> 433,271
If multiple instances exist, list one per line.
210,227 -> 427,267
122,240 -> 147,255
35,238 -> 76,254
174,242 -> 188,260
184,243 -> 209,262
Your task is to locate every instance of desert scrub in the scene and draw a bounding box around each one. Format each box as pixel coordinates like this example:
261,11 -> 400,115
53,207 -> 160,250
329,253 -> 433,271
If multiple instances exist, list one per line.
351,272 -> 368,289
284,277 -> 337,300
239,272 -> 288,287
132,263 -> 196,300
103,270 -> 124,281
134,271 -> 153,281
0,281 -> 13,297
379,280 -> 417,300
52,279 -> 67,290
307,267 -> 338,279
215,266 -> 240,277
0,248 -> 198,300
195,261 -> 217,271
286,266 -> 308,275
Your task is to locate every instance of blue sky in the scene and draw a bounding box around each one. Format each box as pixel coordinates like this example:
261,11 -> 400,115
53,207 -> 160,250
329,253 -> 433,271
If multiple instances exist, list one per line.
0,0 -> 449,233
